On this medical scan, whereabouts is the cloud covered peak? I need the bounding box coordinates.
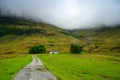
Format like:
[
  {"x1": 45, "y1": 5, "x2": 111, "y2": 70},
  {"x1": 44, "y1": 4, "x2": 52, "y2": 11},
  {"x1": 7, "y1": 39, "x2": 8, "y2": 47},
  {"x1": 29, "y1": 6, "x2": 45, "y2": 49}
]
[{"x1": 0, "y1": 0, "x2": 120, "y2": 29}]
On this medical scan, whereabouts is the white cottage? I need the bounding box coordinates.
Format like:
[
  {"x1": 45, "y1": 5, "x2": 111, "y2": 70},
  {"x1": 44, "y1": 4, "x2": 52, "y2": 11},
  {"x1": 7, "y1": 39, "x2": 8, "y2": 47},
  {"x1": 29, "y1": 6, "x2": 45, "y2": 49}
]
[{"x1": 49, "y1": 50, "x2": 59, "y2": 54}]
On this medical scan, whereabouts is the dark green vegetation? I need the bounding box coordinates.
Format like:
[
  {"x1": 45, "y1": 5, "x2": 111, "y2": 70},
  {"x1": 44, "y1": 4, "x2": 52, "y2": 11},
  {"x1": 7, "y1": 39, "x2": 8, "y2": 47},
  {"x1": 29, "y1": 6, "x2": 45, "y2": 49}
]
[
  {"x1": 29, "y1": 45, "x2": 46, "y2": 54},
  {"x1": 0, "y1": 55, "x2": 31, "y2": 80},
  {"x1": 70, "y1": 44, "x2": 83, "y2": 53},
  {"x1": 70, "y1": 26, "x2": 120, "y2": 55},
  {"x1": 39, "y1": 54, "x2": 120, "y2": 80}
]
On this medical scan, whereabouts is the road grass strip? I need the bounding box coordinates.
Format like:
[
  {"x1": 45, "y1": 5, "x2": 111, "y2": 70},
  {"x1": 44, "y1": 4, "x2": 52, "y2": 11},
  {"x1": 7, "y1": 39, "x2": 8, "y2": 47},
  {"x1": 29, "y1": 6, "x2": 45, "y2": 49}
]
[
  {"x1": 39, "y1": 54, "x2": 120, "y2": 80},
  {"x1": 0, "y1": 54, "x2": 32, "y2": 80}
]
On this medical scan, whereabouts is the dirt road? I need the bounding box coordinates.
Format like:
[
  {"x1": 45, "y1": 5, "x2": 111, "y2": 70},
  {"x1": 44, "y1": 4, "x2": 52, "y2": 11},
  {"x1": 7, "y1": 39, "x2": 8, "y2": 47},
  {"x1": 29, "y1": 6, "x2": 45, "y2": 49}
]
[{"x1": 14, "y1": 56, "x2": 58, "y2": 80}]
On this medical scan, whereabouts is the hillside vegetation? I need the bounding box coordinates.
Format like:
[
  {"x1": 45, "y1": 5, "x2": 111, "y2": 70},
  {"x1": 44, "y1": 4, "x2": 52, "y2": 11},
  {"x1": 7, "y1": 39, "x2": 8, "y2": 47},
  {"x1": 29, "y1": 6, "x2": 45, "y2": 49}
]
[
  {"x1": 0, "y1": 16, "x2": 120, "y2": 56},
  {"x1": 71, "y1": 26, "x2": 120, "y2": 56},
  {"x1": 0, "y1": 16, "x2": 79, "y2": 57}
]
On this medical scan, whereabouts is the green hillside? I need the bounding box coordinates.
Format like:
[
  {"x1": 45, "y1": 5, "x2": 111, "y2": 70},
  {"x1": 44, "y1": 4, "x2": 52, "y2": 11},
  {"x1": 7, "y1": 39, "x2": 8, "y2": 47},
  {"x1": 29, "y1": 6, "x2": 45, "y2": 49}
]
[
  {"x1": 0, "y1": 16, "x2": 120, "y2": 57},
  {"x1": 71, "y1": 26, "x2": 120, "y2": 56},
  {"x1": 0, "y1": 16, "x2": 79, "y2": 57}
]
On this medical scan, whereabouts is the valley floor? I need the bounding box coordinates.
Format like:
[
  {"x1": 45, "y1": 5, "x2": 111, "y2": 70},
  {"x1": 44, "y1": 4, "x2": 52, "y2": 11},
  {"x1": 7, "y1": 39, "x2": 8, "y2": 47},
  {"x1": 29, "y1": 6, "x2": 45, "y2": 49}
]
[
  {"x1": 0, "y1": 54, "x2": 120, "y2": 80},
  {"x1": 39, "y1": 54, "x2": 120, "y2": 80}
]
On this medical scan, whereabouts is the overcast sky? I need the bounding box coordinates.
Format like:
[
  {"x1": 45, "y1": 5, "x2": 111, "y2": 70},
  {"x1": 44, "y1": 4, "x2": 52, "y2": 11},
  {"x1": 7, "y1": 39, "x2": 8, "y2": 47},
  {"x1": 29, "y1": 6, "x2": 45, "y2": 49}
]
[{"x1": 0, "y1": 0, "x2": 120, "y2": 29}]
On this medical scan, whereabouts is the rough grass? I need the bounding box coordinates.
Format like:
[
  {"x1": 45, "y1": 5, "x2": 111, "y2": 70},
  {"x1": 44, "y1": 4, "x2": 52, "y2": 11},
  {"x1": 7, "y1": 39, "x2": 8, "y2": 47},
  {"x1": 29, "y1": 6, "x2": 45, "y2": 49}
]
[
  {"x1": 39, "y1": 54, "x2": 120, "y2": 80},
  {"x1": 72, "y1": 27, "x2": 120, "y2": 54},
  {"x1": 0, "y1": 22, "x2": 80, "y2": 55},
  {"x1": 0, "y1": 33, "x2": 79, "y2": 55},
  {"x1": 0, "y1": 54, "x2": 32, "y2": 80}
]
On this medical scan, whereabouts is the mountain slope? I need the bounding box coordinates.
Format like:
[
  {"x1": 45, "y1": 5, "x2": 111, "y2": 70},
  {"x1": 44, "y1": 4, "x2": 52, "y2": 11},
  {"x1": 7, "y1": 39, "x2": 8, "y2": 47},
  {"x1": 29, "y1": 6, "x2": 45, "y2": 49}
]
[
  {"x1": 71, "y1": 26, "x2": 120, "y2": 55},
  {"x1": 0, "y1": 16, "x2": 79, "y2": 56},
  {"x1": 0, "y1": 16, "x2": 120, "y2": 56}
]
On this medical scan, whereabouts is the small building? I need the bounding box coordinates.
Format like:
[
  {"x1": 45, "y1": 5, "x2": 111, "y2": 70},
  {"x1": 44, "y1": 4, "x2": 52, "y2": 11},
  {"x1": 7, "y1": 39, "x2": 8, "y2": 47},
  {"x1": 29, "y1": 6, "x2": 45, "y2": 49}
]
[{"x1": 49, "y1": 50, "x2": 59, "y2": 54}]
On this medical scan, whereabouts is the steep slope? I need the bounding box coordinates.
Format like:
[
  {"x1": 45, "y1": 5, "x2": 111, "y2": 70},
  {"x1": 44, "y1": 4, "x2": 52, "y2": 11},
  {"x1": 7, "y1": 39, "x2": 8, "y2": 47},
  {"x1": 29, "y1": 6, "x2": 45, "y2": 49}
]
[
  {"x1": 71, "y1": 26, "x2": 120, "y2": 55},
  {"x1": 0, "y1": 16, "x2": 79, "y2": 56}
]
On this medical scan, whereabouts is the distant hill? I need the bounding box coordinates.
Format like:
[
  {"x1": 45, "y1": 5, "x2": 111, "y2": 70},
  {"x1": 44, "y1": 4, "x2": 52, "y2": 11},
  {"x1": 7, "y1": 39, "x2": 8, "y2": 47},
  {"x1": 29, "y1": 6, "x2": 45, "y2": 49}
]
[
  {"x1": 0, "y1": 15, "x2": 120, "y2": 57},
  {"x1": 0, "y1": 16, "x2": 79, "y2": 56},
  {"x1": 70, "y1": 26, "x2": 120, "y2": 56}
]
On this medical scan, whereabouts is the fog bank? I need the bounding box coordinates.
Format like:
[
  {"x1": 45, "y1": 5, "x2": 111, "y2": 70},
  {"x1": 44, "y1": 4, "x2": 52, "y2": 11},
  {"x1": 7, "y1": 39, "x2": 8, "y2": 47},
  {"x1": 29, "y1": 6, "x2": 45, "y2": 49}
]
[{"x1": 0, "y1": 0, "x2": 120, "y2": 29}]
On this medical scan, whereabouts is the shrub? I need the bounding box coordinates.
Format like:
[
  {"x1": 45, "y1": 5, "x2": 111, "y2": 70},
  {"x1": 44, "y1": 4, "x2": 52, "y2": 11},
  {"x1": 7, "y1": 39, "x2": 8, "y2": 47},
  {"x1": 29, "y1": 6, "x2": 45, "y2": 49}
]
[
  {"x1": 70, "y1": 44, "x2": 83, "y2": 54},
  {"x1": 29, "y1": 45, "x2": 46, "y2": 54}
]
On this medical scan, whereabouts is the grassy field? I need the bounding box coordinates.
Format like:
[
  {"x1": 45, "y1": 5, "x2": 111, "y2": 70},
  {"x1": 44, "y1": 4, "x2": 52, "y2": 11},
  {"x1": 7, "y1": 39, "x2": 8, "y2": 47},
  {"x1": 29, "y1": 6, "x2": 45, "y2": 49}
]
[
  {"x1": 39, "y1": 54, "x2": 120, "y2": 80},
  {"x1": 0, "y1": 54, "x2": 32, "y2": 80}
]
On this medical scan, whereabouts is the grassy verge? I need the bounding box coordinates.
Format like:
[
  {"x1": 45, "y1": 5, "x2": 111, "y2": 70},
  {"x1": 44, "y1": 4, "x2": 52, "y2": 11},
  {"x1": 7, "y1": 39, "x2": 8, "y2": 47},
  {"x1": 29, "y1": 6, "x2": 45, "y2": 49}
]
[
  {"x1": 38, "y1": 54, "x2": 120, "y2": 80},
  {"x1": 0, "y1": 54, "x2": 32, "y2": 80}
]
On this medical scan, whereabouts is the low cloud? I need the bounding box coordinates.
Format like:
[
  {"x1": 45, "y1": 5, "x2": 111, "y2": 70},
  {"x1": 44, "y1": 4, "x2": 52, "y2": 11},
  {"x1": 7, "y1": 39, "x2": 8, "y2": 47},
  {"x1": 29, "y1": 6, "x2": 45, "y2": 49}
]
[{"x1": 0, "y1": 0, "x2": 120, "y2": 29}]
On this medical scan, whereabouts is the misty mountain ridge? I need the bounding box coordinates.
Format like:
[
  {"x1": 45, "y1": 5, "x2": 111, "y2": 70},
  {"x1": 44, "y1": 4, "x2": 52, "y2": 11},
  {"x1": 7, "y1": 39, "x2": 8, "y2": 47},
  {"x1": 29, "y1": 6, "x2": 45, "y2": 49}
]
[
  {"x1": 0, "y1": 14, "x2": 120, "y2": 29},
  {"x1": 0, "y1": 0, "x2": 120, "y2": 29},
  {"x1": 0, "y1": 15, "x2": 79, "y2": 56},
  {"x1": 0, "y1": 15, "x2": 120, "y2": 56},
  {"x1": 0, "y1": 15, "x2": 65, "y2": 36}
]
